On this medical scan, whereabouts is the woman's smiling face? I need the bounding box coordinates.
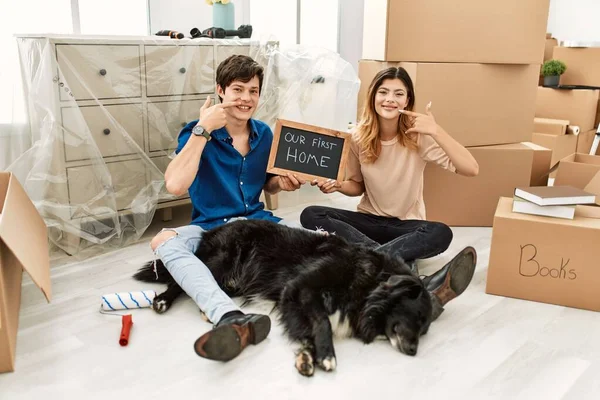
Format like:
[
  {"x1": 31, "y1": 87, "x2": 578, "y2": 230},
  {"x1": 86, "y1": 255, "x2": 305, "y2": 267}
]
[{"x1": 374, "y1": 78, "x2": 409, "y2": 121}]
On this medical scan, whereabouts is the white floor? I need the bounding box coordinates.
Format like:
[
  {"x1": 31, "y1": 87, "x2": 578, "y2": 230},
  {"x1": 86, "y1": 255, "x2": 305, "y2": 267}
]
[{"x1": 2, "y1": 186, "x2": 600, "y2": 400}]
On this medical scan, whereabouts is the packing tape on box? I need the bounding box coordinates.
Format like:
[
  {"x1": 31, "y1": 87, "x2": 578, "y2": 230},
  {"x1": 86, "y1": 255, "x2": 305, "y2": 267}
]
[{"x1": 101, "y1": 290, "x2": 156, "y2": 311}]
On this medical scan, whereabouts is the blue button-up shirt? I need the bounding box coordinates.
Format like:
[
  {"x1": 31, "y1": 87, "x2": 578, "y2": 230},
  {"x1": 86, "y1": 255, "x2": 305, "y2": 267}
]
[{"x1": 175, "y1": 118, "x2": 281, "y2": 230}]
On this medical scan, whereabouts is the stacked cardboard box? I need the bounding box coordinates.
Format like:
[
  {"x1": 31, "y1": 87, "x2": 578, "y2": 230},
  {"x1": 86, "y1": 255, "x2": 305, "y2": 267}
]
[
  {"x1": 537, "y1": 42, "x2": 600, "y2": 155},
  {"x1": 359, "y1": 0, "x2": 552, "y2": 226},
  {"x1": 576, "y1": 129, "x2": 600, "y2": 155},
  {"x1": 532, "y1": 84, "x2": 600, "y2": 172},
  {"x1": 485, "y1": 42, "x2": 600, "y2": 310},
  {"x1": 539, "y1": 33, "x2": 559, "y2": 85},
  {"x1": 422, "y1": 143, "x2": 551, "y2": 226},
  {"x1": 486, "y1": 194, "x2": 600, "y2": 312},
  {"x1": 536, "y1": 42, "x2": 600, "y2": 153},
  {"x1": 486, "y1": 158, "x2": 600, "y2": 312},
  {"x1": 544, "y1": 34, "x2": 559, "y2": 63},
  {"x1": 553, "y1": 46, "x2": 600, "y2": 88},
  {"x1": 531, "y1": 117, "x2": 579, "y2": 178},
  {"x1": 535, "y1": 87, "x2": 599, "y2": 132}
]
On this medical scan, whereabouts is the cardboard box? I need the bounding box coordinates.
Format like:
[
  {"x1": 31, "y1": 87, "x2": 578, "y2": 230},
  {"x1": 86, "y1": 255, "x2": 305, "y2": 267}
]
[
  {"x1": 553, "y1": 47, "x2": 600, "y2": 88},
  {"x1": 535, "y1": 87, "x2": 600, "y2": 132},
  {"x1": 362, "y1": 0, "x2": 550, "y2": 64},
  {"x1": 486, "y1": 196, "x2": 600, "y2": 312},
  {"x1": 544, "y1": 37, "x2": 558, "y2": 62},
  {"x1": 534, "y1": 117, "x2": 569, "y2": 136},
  {"x1": 576, "y1": 129, "x2": 599, "y2": 154},
  {"x1": 531, "y1": 132, "x2": 578, "y2": 177},
  {"x1": 0, "y1": 172, "x2": 51, "y2": 373},
  {"x1": 358, "y1": 61, "x2": 539, "y2": 147},
  {"x1": 554, "y1": 153, "x2": 600, "y2": 189},
  {"x1": 423, "y1": 143, "x2": 548, "y2": 227},
  {"x1": 522, "y1": 142, "x2": 553, "y2": 187}
]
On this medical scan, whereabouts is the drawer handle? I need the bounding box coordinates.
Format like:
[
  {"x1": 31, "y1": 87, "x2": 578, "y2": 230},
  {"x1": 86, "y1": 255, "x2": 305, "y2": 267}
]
[
  {"x1": 99, "y1": 69, "x2": 107, "y2": 76},
  {"x1": 103, "y1": 128, "x2": 111, "y2": 135},
  {"x1": 179, "y1": 67, "x2": 186, "y2": 74}
]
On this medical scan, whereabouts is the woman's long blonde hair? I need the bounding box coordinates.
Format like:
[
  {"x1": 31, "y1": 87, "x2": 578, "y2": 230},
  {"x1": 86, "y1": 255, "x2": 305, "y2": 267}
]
[{"x1": 355, "y1": 67, "x2": 418, "y2": 163}]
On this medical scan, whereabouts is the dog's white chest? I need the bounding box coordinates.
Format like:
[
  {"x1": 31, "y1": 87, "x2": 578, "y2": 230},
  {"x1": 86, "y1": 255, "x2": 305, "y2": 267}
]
[{"x1": 328, "y1": 311, "x2": 353, "y2": 338}]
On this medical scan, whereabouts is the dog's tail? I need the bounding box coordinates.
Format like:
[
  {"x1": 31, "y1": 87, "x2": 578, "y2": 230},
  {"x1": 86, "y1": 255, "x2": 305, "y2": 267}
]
[{"x1": 133, "y1": 259, "x2": 173, "y2": 284}]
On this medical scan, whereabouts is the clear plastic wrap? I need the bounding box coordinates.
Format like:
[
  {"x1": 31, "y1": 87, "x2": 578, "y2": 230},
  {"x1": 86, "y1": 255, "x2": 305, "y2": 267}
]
[{"x1": 8, "y1": 35, "x2": 359, "y2": 257}]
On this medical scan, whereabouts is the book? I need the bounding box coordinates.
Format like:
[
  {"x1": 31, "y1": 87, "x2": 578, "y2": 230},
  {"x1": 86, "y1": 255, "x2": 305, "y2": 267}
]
[
  {"x1": 514, "y1": 185, "x2": 596, "y2": 206},
  {"x1": 512, "y1": 196, "x2": 576, "y2": 220}
]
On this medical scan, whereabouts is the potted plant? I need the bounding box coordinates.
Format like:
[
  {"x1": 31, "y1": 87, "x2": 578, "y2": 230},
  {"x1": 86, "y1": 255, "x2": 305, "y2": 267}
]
[
  {"x1": 206, "y1": 0, "x2": 235, "y2": 30},
  {"x1": 542, "y1": 59, "x2": 567, "y2": 87}
]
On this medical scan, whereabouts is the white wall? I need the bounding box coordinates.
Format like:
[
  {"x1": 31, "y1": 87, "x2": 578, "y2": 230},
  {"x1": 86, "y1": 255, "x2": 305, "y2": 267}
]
[
  {"x1": 300, "y1": 0, "x2": 339, "y2": 52},
  {"x1": 149, "y1": 0, "x2": 340, "y2": 52},
  {"x1": 148, "y1": 0, "x2": 249, "y2": 38},
  {"x1": 249, "y1": 0, "x2": 297, "y2": 47},
  {"x1": 547, "y1": 0, "x2": 600, "y2": 42},
  {"x1": 338, "y1": 0, "x2": 364, "y2": 73}
]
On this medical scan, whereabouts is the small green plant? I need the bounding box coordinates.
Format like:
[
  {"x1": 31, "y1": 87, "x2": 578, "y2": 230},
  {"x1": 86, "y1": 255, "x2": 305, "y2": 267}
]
[{"x1": 542, "y1": 59, "x2": 567, "y2": 77}]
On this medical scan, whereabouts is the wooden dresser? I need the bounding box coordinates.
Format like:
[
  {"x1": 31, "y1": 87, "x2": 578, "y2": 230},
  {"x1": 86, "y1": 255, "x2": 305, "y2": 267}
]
[{"x1": 15, "y1": 35, "x2": 278, "y2": 254}]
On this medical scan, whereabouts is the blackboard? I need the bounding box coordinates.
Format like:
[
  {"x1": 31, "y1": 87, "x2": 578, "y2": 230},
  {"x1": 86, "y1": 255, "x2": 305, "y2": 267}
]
[{"x1": 267, "y1": 119, "x2": 351, "y2": 182}]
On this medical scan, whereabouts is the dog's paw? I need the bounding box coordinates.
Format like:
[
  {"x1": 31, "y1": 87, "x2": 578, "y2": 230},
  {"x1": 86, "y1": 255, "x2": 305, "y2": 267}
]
[
  {"x1": 314, "y1": 227, "x2": 333, "y2": 236},
  {"x1": 152, "y1": 296, "x2": 170, "y2": 314},
  {"x1": 317, "y1": 356, "x2": 337, "y2": 372},
  {"x1": 295, "y1": 349, "x2": 315, "y2": 377}
]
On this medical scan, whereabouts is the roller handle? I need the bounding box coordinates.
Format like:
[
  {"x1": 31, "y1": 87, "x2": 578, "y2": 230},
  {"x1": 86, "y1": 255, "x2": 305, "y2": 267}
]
[{"x1": 119, "y1": 314, "x2": 133, "y2": 346}]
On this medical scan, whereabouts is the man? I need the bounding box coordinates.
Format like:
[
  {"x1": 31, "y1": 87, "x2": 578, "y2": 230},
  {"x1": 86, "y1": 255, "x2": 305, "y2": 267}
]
[{"x1": 150, "y1": 55, "x2": 305, "y2": 362}]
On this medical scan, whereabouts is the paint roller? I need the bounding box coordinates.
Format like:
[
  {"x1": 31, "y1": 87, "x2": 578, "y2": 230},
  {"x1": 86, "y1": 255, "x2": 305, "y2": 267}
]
[{"x1": 99, "y1": 290, "x2": 157, "y2": 346}]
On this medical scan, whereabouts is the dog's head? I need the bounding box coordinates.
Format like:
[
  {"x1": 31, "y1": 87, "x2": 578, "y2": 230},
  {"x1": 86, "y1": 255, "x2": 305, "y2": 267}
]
[{"x1": 358, "y1": 274, "x2": 433, "y2": 356}]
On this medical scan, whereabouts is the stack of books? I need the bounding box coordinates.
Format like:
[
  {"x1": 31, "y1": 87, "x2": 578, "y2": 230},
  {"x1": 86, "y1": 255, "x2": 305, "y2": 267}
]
[{"x1": 512, "y1": 186, "x2": 597, "y2": 219}]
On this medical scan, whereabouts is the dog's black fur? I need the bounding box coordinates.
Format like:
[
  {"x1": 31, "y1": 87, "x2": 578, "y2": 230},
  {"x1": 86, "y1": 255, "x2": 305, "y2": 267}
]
[{"x1": 133, "y1": 219, "x2": 433, "y2": 376}]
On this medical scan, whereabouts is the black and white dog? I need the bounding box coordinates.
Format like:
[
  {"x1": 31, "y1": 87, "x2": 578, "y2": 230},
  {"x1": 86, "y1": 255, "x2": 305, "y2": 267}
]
[{"x1": 133, "y1": 219, "x2": 434, "y2": 376}]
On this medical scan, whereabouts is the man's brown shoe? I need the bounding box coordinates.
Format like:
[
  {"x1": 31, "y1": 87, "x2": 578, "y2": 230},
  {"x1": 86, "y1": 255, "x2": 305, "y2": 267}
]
[
  {"x1": 422, "y1": 246, "x2": 477, "y2": 306},
  {"x1": 194, "y1": 313, "x2": 271, "y2": 361}
]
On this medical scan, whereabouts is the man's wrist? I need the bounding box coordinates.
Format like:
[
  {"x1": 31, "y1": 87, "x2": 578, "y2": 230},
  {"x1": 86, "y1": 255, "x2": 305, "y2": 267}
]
[
  {"x1": 192, "y1": 123, "x2": 212, "y2": 141},
  {"x1": 190, "y1": 132, "x2": 207, "y2": 140},
  {"x1": 198, "y1": 123, "x2": 212, "y2": 133}
]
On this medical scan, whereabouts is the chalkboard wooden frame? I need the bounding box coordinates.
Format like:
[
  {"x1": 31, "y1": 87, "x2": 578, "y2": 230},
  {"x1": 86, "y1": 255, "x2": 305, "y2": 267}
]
[{"x1": 267, "y1": 119, "x2": 352, "y2": 182}]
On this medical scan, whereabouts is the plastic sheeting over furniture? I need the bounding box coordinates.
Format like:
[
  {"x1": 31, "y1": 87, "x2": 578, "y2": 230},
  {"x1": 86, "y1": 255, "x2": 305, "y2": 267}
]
[{"x1": 9, "y1": 35, "x2": 359, "y2": 256}]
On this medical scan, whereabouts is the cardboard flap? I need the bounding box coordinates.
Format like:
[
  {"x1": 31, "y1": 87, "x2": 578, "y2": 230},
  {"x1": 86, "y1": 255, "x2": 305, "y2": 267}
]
[
  {"x1": 521, "y1": 141, "x2": 551, "y2": 151},
  {"x1": 0, "y1": 173, "x2": 51, "y2": 302},
  {"x1": 539, "y1": 153, "x2": 574, "y2": 178},
  {"x1": 584, "y1": 171, "x2": 600, "y2": 206},
  {"x1": 541, "y1": 152, "x2": 581, "y2": 178},
  {"x1": 574, "y1": 204, "x2": 600, "y2": 219},
  {"x1": 555, "y1": 152, "x2": 600, "y2": 188}
]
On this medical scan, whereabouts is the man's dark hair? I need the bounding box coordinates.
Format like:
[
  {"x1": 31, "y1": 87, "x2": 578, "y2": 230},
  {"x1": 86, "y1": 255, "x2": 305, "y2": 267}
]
[{"x1": 215, "y1": 55, "x2": 264, "y2": 102}]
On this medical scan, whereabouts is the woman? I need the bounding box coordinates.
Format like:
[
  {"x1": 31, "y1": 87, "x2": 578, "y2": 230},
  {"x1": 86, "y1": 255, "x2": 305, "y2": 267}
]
[{"x1": 300, "y1": 67, "x2": 480, "y2": 312}]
